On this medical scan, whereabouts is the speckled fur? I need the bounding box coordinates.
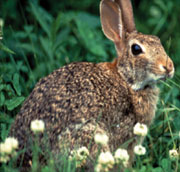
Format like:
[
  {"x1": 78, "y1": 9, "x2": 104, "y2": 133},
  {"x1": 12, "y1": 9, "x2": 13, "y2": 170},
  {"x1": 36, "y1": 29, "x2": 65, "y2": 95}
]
[
  {"x1": 9, "y1": 0, "x2": 174, "y2": 170},
  {"x1": 10, "y1": 60, "x2": 159, "y2": 166}
]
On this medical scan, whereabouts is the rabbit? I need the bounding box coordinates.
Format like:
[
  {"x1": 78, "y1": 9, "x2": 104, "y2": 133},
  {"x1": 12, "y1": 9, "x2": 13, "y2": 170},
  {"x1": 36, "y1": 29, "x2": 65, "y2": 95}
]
[{"x1": 9, "y1": 0, "x2": 174, "y2": 170}]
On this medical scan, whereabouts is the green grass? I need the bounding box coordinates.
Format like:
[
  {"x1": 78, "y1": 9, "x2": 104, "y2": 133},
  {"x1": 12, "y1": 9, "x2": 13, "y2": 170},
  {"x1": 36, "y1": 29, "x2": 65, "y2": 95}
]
[{"x1": 0, "y1": 0, "x2": 180, "y2": 171}]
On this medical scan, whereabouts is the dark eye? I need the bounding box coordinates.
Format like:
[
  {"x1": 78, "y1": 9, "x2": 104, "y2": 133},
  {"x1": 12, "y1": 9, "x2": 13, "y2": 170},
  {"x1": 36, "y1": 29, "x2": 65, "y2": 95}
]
[{"x1": 131, "y1": 44, "x2": 142, "y2": 55}]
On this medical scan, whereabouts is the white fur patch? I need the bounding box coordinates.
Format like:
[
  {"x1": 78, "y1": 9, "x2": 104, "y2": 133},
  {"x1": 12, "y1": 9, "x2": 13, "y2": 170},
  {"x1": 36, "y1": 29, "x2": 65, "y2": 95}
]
[
  {"x1": 131, "y1": 82, "x2": 145, "y2": 91},
  {"x1": 159, "y1": 64, "x2": 166, "y2": 72},
  {"x1": 131, "y1": 73, "x2": 162, "y2": 91}
]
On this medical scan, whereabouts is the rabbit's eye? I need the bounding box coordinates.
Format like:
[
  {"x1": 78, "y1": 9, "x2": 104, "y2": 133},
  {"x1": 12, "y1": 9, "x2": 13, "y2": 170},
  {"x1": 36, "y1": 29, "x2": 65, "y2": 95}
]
[{"x1": 131, "y1": 44, "x2": 142, "y2": 55}]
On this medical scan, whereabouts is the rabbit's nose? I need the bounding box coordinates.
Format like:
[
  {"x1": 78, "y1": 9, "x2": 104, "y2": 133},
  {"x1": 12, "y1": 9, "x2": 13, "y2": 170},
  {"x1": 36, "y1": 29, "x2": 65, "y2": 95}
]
[{"x1": 162, "y1": 59, "x2": 174, "y2": 78}]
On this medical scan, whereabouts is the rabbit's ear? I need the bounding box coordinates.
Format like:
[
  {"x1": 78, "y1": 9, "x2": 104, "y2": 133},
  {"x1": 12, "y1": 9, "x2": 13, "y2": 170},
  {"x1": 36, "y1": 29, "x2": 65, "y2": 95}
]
[
  {"x1": 100, "y1": 0, "x2": 124, "y2": 42},
  {"x1": 115, "y1": 0, "x2": 136, "y2": 33}
]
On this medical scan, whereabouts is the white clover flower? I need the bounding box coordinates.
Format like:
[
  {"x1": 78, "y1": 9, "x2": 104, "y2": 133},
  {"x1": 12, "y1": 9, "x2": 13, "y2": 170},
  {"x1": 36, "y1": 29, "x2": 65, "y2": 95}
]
[
  {"x1": 30, "y1": 119, "x2": 45, "y2": 133},
  {"x1": 98, "y1": 151, "x2": 115, "y2": 168},
  {"x1": 134, "y1": 145, "x2": 146, "y2": 155},
  {"x1": 133, "y1": 123, "x2": 148, "y2": 136},
  {"x1": 96, "y1": 151, "x2": 114, "y2": 171},
  {"x1": 4, "y1": 137, "x2": 18, "y2": 150},
  {"x1": 95, "y1": 163, "x2": 110, "y2": 172},
  {"x1": 94, "y1": 133, "x2": 109, "y2": 145},
  {"x1": 95, "y1": 163, "x2": 102, "y2": 172},
  {"x1": 70, "y1": 146, "x2": 89, "y2": 160},
  {"x1": 0, "y1": 143, "x2": 13, "y2": 154},
  {"x1": 76, "y1": 146, "x2": 89, "y2": 160},
  {"x1": 77, "y1": 146, "x2": 89, "y2": 156},
  {"x1": 114, "y1": 148, "x2": 129, "y2": 162},
  {"x1": 69, "y1": 147, "x2": 89, "y2": 168},
  {"x1": 169, "y1": 149, "x2": 179, "y2": 159},
  {"x1": 0, "y1": 155, "x2": 10, "y2": 163}
]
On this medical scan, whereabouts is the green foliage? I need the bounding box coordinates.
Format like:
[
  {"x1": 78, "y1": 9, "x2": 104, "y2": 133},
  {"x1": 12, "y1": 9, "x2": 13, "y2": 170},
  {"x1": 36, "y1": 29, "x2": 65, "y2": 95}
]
[{"x1": 0, "y1": 0, "x2": 180, "y2": 171}]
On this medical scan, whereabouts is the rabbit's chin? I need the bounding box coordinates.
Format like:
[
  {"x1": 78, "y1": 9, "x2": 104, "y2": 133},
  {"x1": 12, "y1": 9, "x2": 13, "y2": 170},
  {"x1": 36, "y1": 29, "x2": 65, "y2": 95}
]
[
  {"x1": 131, "y1": 81, "x2": 156, "y2": 91},
  {"x1": 131, "y1": 74, "x2": 166, "y2": 91}
]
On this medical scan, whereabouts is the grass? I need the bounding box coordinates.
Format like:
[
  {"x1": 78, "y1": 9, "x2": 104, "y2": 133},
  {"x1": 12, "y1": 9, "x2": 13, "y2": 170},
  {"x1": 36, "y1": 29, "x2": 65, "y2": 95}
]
[{"x1": 0, "y1": 0, "x2": 180, "y2": 171}]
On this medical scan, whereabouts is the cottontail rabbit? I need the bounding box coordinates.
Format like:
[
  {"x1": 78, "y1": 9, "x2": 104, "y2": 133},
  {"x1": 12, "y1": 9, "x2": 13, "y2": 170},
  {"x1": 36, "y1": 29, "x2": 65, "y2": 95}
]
[{"x1": 10, "y1": 0, "x2": 174, "y2": 170}]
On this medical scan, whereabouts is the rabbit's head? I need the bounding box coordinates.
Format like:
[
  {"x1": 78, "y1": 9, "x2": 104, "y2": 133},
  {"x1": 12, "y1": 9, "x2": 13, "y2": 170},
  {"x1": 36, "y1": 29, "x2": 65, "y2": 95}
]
[{"x1": 100, "y1": 0, "x2": 174, "y2": 90}]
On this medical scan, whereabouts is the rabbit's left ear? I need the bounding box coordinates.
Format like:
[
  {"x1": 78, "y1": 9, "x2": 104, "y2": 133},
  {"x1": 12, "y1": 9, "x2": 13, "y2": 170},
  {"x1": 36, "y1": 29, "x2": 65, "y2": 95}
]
[
  {"x1": 115, "y1": 0, "x2": 136, "y2": 33},
  {"x1": 100, "y1": 0, "x2": 124, "y2": 42}
]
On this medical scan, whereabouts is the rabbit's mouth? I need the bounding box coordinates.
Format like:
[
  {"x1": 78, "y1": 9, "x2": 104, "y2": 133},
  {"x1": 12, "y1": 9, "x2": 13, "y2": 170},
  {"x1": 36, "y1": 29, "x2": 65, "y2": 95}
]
[
  {"x1": 149, "y1": 74, "x2": 170, "y2": 84},
  {"x1": 156, "y1": 69, "x2": 174, "y2": 81}
]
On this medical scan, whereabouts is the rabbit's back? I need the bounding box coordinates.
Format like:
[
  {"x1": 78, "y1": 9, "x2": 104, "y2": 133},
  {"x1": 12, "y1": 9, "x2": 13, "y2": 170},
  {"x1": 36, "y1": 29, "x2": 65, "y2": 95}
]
[{"x1": 10, "y1": 62, "x2": 132, "y2": 152}]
